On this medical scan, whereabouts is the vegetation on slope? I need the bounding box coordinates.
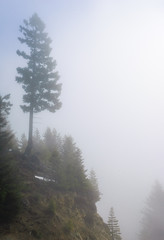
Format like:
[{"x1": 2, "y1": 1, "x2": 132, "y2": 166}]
[
  {"x1": 0, "y1": 156, "x2": 111, "y2": 240},
  {"x1": 0, "y1": 94, "x2": 111, "y2": 240}
]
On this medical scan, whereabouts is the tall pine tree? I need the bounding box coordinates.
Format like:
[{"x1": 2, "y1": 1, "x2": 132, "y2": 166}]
[{"x1": 16, "y1": 13, "x2": 62, "y2": 154}]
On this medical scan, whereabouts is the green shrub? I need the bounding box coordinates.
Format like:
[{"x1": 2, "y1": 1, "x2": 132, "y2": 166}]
[
  {"x1": 63, "y1": 220, "x2": 74, "y2": 234},
  {"x1": 31, "y1": 229, "x2": 42, "y2": 239},
  {"x1": 0, "y1": 156, "x2": 22, "y2": 223},
  {"x1": 47, "y1": 199, "x2": 56, "y2": 216},
  {"x1": 84, "y1": 212, "x2": 94, "y2": 226}
]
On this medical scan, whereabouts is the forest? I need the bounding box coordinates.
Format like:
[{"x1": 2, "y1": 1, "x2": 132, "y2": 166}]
[
  {"x1": 0, "y1": 13, "x2": 111, "y2": 240},
  {"x1": 1, "y1": 11, "x2": 164, "y2": 240}
]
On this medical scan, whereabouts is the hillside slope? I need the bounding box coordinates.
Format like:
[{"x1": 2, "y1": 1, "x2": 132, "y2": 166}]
[{"x1": 0, "y1": 155, "x2": 111, "y2": 240}]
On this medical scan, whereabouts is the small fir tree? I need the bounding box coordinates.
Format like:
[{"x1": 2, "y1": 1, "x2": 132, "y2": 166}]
[
  {"x1": 41, "y1": 127, "x2": 62, "y2": 165},
  {"x1": 0, "y1": 94, "x2": 13, "y2": 150},
  {"x1": 33, "y1": 128, "x2": 43, "y2": 153},
  {"x1": 88, "y1": 169, "x2": 101, "y2": 202},
  {"x1": 16, "y1": 13, "x2": 62, "y2": 154},
  {"x1": 108, "y1": 207, "x2": 121, "y2": 240},
  {"x1": 19, "y1": 133, "x2": 28, "y2": 152},
  {"x1": 48, "y1": 149, "x2": 63, "y2": 184},
  {"x1": 43, "y1": 127, "x2": 59, "y2": 152}
]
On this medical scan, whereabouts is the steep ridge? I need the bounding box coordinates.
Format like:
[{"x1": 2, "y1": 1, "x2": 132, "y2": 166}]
[{"x1": 0, "y1": 155, "x2": 111, "y2": 240}]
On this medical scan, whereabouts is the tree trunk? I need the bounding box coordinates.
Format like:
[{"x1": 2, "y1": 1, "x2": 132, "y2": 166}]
[
  {"x1": 25, "y1": 41, "x2": 36, "y2": 156},
  {"x1": 24, "y1": 105, "x2": 33, "y2": 155}
]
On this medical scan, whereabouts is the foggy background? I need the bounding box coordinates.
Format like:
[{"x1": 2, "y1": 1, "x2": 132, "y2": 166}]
[{"x1": 1, "y1": 1, "x2": 164, "y2": 239}]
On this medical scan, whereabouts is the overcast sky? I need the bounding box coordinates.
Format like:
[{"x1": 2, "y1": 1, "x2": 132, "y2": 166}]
[{"x1": 1, "y1": 1, "x2": 164, "y2": 239}]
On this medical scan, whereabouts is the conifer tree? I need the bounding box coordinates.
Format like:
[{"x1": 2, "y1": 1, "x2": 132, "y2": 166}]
[
  {"x1": 140, "y1": 181, "x2": 164, "y2": 240},
  {"x1": 33, "y1": 128, "x2": 43, "y2": 153},
  {"x1": 19, "y1": 133, "x2": 28, "y2": 152},
  {"x1": 0, "y1": 94, "x2": 13, "y2": 151},
  {"x1": 48, "y1": 149, "x2": 62, "y2": 184},
  {"x1": 88, "y1": 169, "x2": 100, "y2": 202},
  {"x1": 108, "y1": 207, "x2": 121, "y2": 240},
  {"x1": 16, "y1": 13, "x2": 62, "y2": 154},
  {"x1": 41, "y1": 128, "x2": 62, "y2": 166},
  {"x1": 61, "y1": 136, "x2": 87, "y2": 191},
  {"x1": 44, "y1": 127, "x2": 59, "y2": 152},
  {"x1": 0, "y1": 94, "x2": 21, "y2": 223}
]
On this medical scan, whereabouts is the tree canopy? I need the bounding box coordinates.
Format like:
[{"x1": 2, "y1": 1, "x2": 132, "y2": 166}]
[{"x1": 16, "y1": 13, "x2": 62, "y2": 154}]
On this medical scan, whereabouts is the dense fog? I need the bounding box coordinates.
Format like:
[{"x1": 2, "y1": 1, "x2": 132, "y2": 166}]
[{"x1": 1, "y1": 1, "x2": 164, "y2": 239}]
